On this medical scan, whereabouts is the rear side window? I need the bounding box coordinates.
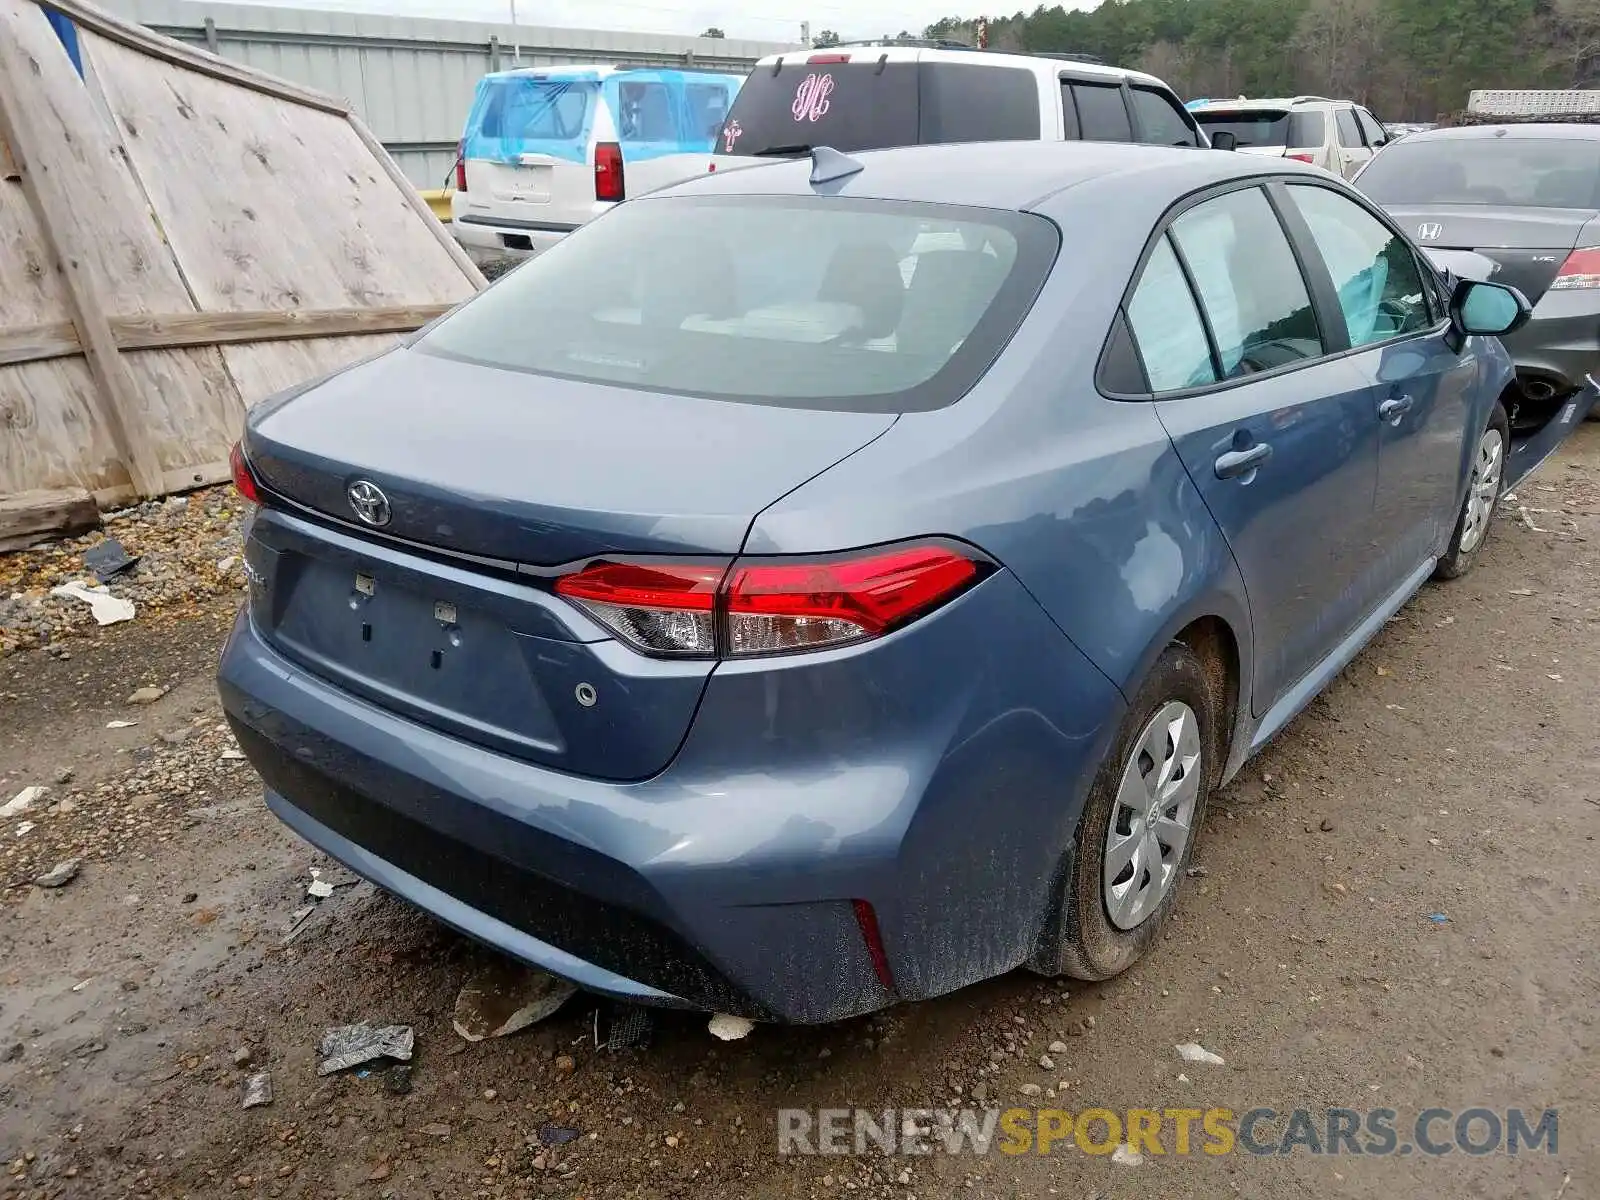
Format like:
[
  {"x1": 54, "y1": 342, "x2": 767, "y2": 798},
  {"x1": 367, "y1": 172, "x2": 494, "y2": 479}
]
[
  {"x1": 1335, "y1": 108, "x2": 1364, "y2": 148},
  {"x1": 685, "y1": 83, "x2": 734, "y2": 141},
  {"x1": 921, "y1": 64, "x2": 1041, "y2": 143},
  {"x1": 1126, "y1": 236, "x2": 1217, "y2": 392},
  {"x1": 615, "y1": 81, "x2": 676, "y2": 142},
  {"x1": 476, "y1": 79, "x2": 593, "y2": 145},
  {"x1": 417, "y1": 195, "x2": 1060, "y2": 413},
  {"x1": 1129, "y1": 87, "x2": 1197, "y2": 146},
  {"x1": 1071, "y1": 82, "x2": 1133, "y2": 142},
  {"x1": 1169, "y1": 187, "x2": 1324, "y2": 377},
  {"x1": 1290, "y1": 111, "x2": 1327, "y2": 147},
  {"x1": 720, "y1": 63, "x2": 919, "y2": 155}
]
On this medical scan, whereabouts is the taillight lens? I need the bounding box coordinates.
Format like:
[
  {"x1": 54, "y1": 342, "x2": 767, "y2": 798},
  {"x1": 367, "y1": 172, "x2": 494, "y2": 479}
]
[
  {"x1": 594, "y1": 141, "x2": 625, "y2": 202},
  {"x1": 554, "y1": 542, "x2": 985, "y2": 659},
  {"x1": 807, "y1": 52, "x2": 851, "y2": 63},
  {"x1": 726, "y1": 545, "x2": 979, "y2": 655},
  {"x1": 455, "y1": 141, "x2": 468, "y2": 192},
  {"x1": 1286, "y1": 152, "x2": 1315, "y2": 163},
  {"x1": 1549, "y1": 246, "x2": 1600, "y2": 289},
  {"x1": 555, "y1": 561, "x2": 723, "y2": 656},
  {"x1": 229, "y1": 441, "x2": 261, "y2": 505}
]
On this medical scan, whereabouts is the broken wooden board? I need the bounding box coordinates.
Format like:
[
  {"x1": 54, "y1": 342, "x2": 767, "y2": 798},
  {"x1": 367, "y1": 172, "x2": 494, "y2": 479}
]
[{"x1": 0, "y1": 487, "x2": 100, "y2": 552}]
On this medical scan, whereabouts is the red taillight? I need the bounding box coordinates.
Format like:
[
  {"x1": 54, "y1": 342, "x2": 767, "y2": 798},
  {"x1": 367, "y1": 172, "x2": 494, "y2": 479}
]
[
  {"x1": 594, "y1": 141, "x2": 625, "y2": 202},
  {"x1": 455, "y1": 141, "x2": 468, "y2": 192},
  {"x1": 807, "y1": 52, "x2": 850, "y2": 63},
  {"x1": 1287, "y1": 153, "x2": 1315, "y2": 163},
  {"x1": 725, "y1": 544, "x2": 979, "y2": 655},
  {"x1": 229, "y1": 441, "x2": 260, "y2": 505},
  {"x1": 554, "y1": 541, "x2": 984, "y2": 659},
  {"x1": 555, "y1": 561, "x2": 722, "y2": 656},
  {"x1": 853, "y1": 899, "x2": 895, "y2": 992},
  {"x1": 1550, "y1": 246, "x2": 1600, "y2": 290}
]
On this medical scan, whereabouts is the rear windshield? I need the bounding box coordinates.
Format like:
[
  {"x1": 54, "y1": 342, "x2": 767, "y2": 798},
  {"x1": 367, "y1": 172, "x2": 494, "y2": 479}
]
[
  {"x1": 1356, "y1": 137, "x2": 1600, "y2": 208},
  {"x1": 1195, "y1": 109, "x2": 1325, "y2": 148},
  {"x1": 416, "y1": 195, "x2": 1058, "y2": 413},
  {"x1": 718, "y1": 61, "x2": 1039, "y2": 156}
]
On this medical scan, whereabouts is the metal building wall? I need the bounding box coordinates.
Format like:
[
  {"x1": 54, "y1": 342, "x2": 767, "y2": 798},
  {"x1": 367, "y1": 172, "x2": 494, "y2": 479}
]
[{"x1": 97, "y1": 0, "x2": 794, "y2": 186}]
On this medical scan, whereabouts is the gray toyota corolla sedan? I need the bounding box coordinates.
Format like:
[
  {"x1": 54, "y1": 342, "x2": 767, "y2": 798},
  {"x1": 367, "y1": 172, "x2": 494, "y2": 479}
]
[{"x1": 1355, "y1": 123, "x2": 1600, "y2": 432}]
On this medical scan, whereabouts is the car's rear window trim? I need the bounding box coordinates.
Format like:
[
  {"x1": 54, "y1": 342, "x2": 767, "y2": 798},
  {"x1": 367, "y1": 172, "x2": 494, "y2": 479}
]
[{"x1": 416, "y1": 193, "x2": 1062, "y2": 415}]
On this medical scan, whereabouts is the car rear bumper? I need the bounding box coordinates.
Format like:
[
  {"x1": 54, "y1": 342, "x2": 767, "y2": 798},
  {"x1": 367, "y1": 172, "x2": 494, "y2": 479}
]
[
  {"x1": 218, "y1": 567, "x2": 1123, "y2": 1023},
  {"x1": 450, "y1": 215, "x2": 574, "y2": 262},
  {"x1": 1504, "y1": 293, "x2": 1600, "y2": 394}
]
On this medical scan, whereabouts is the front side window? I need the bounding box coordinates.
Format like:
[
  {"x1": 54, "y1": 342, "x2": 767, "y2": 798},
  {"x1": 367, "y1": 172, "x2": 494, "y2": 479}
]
[
  {"x1": 1129, "y1": 86, "x2": 1198, "y2": 146},
  {"x1": 1286, "y1": 185, "x2": 1433, "y2": 346},
  {"x1": 1335, "y1": 108, "x2": 1364, "y2": 148},
  {"x1": 418, "y1": 195, "x2": 1058, "y2": 413},
  {"x1": 1170, "y1": 187, "x2": 1324, "y2": 377},
  {"x1": 1072, "y1": 82, "x2": 1133, "y2": 142},
  {"x1": 1125, "y1": 235, "x2": 1217, "y2": 392},
  {"x1": 1356, "y1": 108, "x2": 1387, "y2": 148}
]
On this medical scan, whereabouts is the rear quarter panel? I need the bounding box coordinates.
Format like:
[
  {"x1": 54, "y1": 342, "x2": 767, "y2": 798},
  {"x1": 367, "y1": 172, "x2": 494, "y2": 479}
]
[{"x1": 744, "y1": 227, "x2": 1255, "y2": 729}]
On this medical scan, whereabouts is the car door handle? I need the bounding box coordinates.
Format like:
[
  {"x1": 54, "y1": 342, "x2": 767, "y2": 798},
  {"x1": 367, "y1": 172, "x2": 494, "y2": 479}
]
[
  {"x1": 1214, "y1": 443, "x2": 1272, "y2": 479},
  {"x1": 1379, "y1": 395, "x2": 1414, "y2": 422}
]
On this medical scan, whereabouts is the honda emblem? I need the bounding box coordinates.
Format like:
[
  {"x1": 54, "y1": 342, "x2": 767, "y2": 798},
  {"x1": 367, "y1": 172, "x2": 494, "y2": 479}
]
[{"x1": 1417, "y1": 222, "x2": 1444, "y2": 241}]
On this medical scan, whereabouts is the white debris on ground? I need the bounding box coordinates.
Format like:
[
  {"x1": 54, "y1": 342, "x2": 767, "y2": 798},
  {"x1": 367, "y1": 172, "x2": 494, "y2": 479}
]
[
  {"x1": 1, "y1": 786, "x2": 46, "y2": 820},
  {"x1": 452, "y1": 960, "x2": 578, "y2": 1042},
  {"x1": 708, "y1": 1013, "x2": 755, "y2": 1041},
  {"x1": 48, "y1": 582, "x2": 136, "y2": 626},
  {"x1": 1111, "y1": 1143, "x2": 1145, "y2": 1166},
  {"x1": 1176, "y1": 1042, "x2": 1226, "y2": 1066}
]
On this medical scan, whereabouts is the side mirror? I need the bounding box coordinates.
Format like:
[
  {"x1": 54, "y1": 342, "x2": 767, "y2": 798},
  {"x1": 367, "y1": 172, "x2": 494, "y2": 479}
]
[
  {"x1": 1450, "y1": 278, "x2": 1531, "y2": 337},
  {"x1": 1209, "y1": 130, "x2": 1237, "y2": 152}
]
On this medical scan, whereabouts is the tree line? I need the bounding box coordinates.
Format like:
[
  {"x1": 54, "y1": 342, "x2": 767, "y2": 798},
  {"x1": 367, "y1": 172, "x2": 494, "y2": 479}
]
[{"x1": 896, "y1": 0, "x2": 1600, "y2": 121}]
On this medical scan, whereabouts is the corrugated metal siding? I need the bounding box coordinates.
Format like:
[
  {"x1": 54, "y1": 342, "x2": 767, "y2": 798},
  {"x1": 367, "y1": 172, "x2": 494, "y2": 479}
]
[{"x1": 96, "y1": 0, "x2": 795, "y2": 185}]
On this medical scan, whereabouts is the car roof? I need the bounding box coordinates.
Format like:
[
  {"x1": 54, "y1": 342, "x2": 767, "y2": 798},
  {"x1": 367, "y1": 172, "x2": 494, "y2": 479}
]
[
  {"x1": 1191, "y1": 97, "x2": 1335, "y2": 111},
  {"x1": 480, "y1": 64, "x2": 739, "y2": 82},
  {"x1": 1400, "y1": 122, "x2": 1600, "y2": 142},
  {"x1": 750, "y1": 45, "x2": 1169, "y2": 90},
  {"x1": 665, "y1": 140, "x2": 1315, "y2": 211}
]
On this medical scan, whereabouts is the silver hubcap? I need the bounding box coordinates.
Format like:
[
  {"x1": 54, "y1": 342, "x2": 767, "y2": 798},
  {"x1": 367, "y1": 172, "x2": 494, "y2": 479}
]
[
  {"x1": 1459, "y1": 427, "x2": 1504, "y2": 555},
  {"x1": 1104, "y1": 701, "x2": 1202, "y2": 931}
]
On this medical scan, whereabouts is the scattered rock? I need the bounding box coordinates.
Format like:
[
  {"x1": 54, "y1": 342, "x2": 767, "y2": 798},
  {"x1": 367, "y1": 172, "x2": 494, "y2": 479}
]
[
  {"x1": 420, "y1": 1123, "x2": 451, "y2": 1139},
  {"x1": 51, "y1": 767, "x2": 73, "y2": 785},
  {"x1": 708, "y1": 1013, "x2": 755, "y2": 1041},
  {"x1": 1176, "y1": 1042, "x2": 1225, "y2": 1066},
  {"x1": 367, "y1": 1163, "x2": 391, "y2": 1183},
  {"x1": 971, "y1": 1081, "x2": 989, "y2": 1103},
  {"x1": 232, "y1": 1046, "x2": 254, "y2": 1069},
  {"x1": 3, "y1": 1043, "x2": 22, "y2": 1063},
  {"x1": 317, "y1": 1024, "x2": 414, "y2": 1076},
  {"x1": 125, "y1": 685, "x2": 168, "y2": 706},
  {"x1": 1018, "y1": 1083, "x2": 1042, "y2": 1097},
  {"x1": 0, "y1": 786, "x2": 46, "y2": 820},
  {"x1": 1038, "y1": 1054, "x2": 1055, "y2": 1070},
  {"x1": 241, "y1": 1072, "x2": 273, "y2": 1109},
  {"x1": 1048, "y1": 1041, "x2": 1068, "y2": 1054},
  {"x1": 32, "y1": 859, "x2": 80, "y2": 889},
  {"x1": 1319, "y1": 817, "x2": 1335, "y2": 832},
  {"x1": 452, "y1": 960, "x2": 576, "y2": 1042},
  {"x1": 554, "y1": 1054, "x2": 576, "y2": 1074}
]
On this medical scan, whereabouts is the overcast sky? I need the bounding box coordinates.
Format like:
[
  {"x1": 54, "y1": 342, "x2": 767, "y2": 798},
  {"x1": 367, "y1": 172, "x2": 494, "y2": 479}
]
[{"x1": 221, "y1": 0, "x2": 1069, "y2": 43}]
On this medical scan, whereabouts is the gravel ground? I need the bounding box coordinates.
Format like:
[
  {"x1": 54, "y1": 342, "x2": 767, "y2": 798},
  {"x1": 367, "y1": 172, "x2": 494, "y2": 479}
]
[{"x1": 0, "y1": 433, "x2": 1597, "y2": 1200}]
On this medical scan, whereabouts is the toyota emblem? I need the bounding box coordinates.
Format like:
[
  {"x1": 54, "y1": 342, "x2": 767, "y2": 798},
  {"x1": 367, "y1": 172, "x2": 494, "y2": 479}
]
[
  {"x1": 346, "y1": 479, "x2": 391, "y2": 527},
  {"x1": 1417, "y1": 222, "x2": 1444, "y2": 241}
]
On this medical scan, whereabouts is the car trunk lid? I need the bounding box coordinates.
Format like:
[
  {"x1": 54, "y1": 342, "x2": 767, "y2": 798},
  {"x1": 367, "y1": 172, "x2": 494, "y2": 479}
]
[
  {"x1": 242, "y1": 347, "x2": 895, "y2": 780},
  {"x1": 1382, "y1": 206, "x2": 1597, "y2": 302}
]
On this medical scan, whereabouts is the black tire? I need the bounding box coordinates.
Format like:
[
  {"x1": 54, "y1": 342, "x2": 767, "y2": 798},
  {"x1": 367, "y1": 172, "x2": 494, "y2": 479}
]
[
  {"x1": 1435, "y1": 402, "x2": 1510, "y2": 581},
  {"x1": 1039, "y1": 642, "x2": 1219, "y2": 982}
]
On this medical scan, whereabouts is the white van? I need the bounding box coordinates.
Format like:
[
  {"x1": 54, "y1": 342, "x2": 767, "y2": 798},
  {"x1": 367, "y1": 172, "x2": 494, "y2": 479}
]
[
  {"x1": 711, "y1": 42, "x2": 1205, "y2": 163},
  {"x1": 451, "y1": 66, "x2": 744, "y2": 263}
]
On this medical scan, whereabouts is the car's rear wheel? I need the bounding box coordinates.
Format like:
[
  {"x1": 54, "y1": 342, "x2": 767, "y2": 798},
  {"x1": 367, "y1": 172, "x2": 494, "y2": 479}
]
[
  {"x1": 1435, "y1": 403, "x2": 1509, "y2": 581},
  {"x1": 1042, "y1": 643, "x2": 1217, "y2": 982}
]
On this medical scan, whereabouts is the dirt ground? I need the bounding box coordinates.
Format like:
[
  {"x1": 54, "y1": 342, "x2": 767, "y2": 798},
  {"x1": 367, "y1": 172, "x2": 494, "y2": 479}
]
[{"x1": 2, "y1": 431, "x2": 1597, "y2": 1200}]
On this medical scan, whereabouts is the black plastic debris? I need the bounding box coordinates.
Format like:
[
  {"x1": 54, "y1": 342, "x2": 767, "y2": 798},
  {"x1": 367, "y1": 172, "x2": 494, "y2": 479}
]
[
  {"x1": 385, "y1": 1064, "x2": 414, "y2": 1095},
  {"x1": 537, "y1": 1123, "x2": 582, "y2": 1146},
  {"x1": 82, "y1": 537, "x2": 140, "y2": 582}
]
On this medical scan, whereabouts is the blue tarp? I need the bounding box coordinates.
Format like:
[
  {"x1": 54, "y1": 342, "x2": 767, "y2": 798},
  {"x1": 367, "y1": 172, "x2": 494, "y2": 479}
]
[{"x1": 43, "y1": 6, "x2": 84, "y2": 78}]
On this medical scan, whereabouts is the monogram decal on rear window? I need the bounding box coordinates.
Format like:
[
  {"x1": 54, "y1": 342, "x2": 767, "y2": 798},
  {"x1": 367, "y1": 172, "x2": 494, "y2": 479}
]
[{"x1": 792, "y1": 73, "x2": 835, "y2": 123}]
